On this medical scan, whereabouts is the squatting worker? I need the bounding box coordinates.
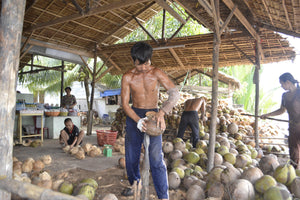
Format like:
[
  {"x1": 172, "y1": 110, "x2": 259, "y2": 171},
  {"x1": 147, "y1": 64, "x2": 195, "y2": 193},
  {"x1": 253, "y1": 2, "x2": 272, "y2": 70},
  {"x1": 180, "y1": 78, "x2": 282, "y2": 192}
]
[
  {"x1": 261, "y1": 72, "x2": 300, "y2": 169},
  {"x1": 177, "y1": 97, "x2": 206, "y2": 148},
  {"x1": 61, "y1": 87, "x2": 77, "y2": 109},
  {"x1": 121, "y1": 41, "x2": 180, "y2": 199},
  {"x1": 59, "y1": 118, "x2": 84, "y2": 148}
]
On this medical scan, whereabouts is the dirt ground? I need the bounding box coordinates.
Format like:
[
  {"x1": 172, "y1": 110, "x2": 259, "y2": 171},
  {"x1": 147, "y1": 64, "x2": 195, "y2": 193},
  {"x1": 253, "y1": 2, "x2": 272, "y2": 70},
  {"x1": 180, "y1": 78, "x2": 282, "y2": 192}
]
[{"x1": 12, "y1": 125, "x2": 162, "y2": 200}]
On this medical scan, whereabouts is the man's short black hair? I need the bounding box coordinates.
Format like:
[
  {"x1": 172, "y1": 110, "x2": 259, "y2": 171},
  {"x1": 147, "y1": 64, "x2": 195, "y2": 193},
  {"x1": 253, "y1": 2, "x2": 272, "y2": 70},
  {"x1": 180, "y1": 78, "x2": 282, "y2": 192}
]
[
  {"x1": 131, "y1": 42, "x2": 153, "y2": 65},
  {"x1": 64, "y1": 118, "x2": 72, "y2": 124},
  {"x1": 65, "y1": 87, "x2": 71, "y2": 91}
]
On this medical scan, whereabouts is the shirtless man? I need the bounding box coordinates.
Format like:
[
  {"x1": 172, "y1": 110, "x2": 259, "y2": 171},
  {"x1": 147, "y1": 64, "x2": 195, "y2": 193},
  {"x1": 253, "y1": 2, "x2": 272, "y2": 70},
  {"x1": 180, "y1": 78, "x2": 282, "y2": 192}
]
[
  {"x1": 121, "y1": 42, "x2": 179, "y2": 200},
  {"x1": 177, "y1": 97, "x2": 206, "y2": 148}
]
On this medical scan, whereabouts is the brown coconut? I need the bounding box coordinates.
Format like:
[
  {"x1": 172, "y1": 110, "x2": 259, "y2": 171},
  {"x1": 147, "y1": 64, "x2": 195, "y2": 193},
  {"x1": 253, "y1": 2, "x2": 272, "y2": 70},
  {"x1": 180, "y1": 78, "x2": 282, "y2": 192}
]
[
  {"x1": 163, "y1": 141, "x2": 174, "y2": 154},
  {"x1": 241, "y1": 167, "x2": 264, "y2": 184},
  {"x1": 259, "y1": 154, "x2": 279, "y2": 175},
  {"x1": 224, "y1": 179, "x2": 255, "y2": 200},
  {"x1": 41, "y1": 155, "x2": 52, "y2": 165},
  {"x1": 207, "y1": 181, "x2": 225, "y2": 199},
  {"x1": 144, "y1": 111, "x2": 164, "y2": 136},
  {"x1": 33, "y1": 160, "x2": 45, "y2": 172},
  {"x1": 168, "y1": 171, "x2": 181, "y2": 190},
  {"x1": 220, "y1": 162, "x2": 241, "y2": 186},
  {"x1": 186, "y1": 184, "x2": 205, "y2": 200},
  {"x1": 290, "y1": 177, "x2": 300, "y2": 198},
  {"x1": 118, "y1": 157, "x2": 126, "y2": 169},
  {"x1": 227, "y1": 123, "x2": 238, "y2": 134}
]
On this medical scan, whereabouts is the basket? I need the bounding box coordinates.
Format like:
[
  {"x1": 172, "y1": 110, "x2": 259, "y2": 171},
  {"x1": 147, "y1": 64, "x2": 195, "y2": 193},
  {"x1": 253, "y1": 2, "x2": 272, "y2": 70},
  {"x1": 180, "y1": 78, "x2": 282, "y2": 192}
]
[
  {"x1": 96, "y1": 130, "x2": 118, "y2": 146},
  {"x1": 59, "y1": 112, "x2": 68, "y2": 116},
  {"x1": 45, "y1": 111, "x2": 60, "y2": 116}
]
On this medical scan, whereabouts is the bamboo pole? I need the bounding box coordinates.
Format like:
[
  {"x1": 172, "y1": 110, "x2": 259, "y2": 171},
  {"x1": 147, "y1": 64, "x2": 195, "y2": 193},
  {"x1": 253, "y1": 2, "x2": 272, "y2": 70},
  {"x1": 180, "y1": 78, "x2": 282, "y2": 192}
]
[
  {"x1": 0, "y1": 0, "x2": 26, "y2": 199},
  {"x1": 254, "y1": 39, "x2": 261, "y2": 149},
  {"x1": 0, "y1": 178, "x2": 83, "y2": 200}
]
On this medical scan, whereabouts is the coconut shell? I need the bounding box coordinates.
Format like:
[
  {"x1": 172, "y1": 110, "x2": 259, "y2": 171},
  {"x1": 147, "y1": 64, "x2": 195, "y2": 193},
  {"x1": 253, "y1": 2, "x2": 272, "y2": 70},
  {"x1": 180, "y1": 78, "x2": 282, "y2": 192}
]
[{"x1": 118, "y1": 157, "x2": 126, "y2": 169}]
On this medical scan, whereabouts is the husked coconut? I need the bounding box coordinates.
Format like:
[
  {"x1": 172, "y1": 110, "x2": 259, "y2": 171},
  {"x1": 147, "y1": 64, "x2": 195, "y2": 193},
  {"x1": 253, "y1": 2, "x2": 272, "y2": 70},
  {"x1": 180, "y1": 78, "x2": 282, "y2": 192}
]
[
  {"x1": 22, "y1": 160, "x2": 33, "y2": 173},
  {"x1": 70, "y1": 146, "x2": 79, "y2": 155},
  {"x1": 102, "y1": 193, "x2": 118, "y2": 200},
  {"x1": 224, "y1": 179, "x2": 255, "y2": 200},
  {"x1": 39, "y1": 171, "x2": 51, "y2": 181},
  {"x1": 75, "y1": 150, "x2": 86, "y2": 160},
  {"x1": 241, "y1": 167, "x2": 263, "y2": 184},
  {"x1": 163, "y1": 141, "x2": 174, "y2": 154},
  {"x1": 118, "y1": 157, "x2": 126, "y2": 169},
  {"x1": 168, "y1": 171, "x2": 181, "y2": 189},
  {"x1": 186, "y1": 184, "x2": 205, "y2": 200},
  {"x1": 169, "y1": 149, "x2": 183, "y2": 161},
  {"x1": 41, "y1": 155, "x2": 52, "y2": 165},
  {"x1": 259, "y1": 154, "x2": 279, "y2": 175},
  {"x1": 63, "y1": 145, "x2": 71, "y2": 153},
  {"x1": 207, "y1": 181, "x2": 224, "y2": 199},
  {"x1": 32, "y1": 160, "x2": 45, "y2": 172},
  {"x1": 290, "y1": 177, "x2": 300, "y2": 198},
  {"x1": 88, "y1": 146, "x2": 101, "y2": 157},
  {"x1": 82, "y1": 143, "x2": 92, "y2": 153}
]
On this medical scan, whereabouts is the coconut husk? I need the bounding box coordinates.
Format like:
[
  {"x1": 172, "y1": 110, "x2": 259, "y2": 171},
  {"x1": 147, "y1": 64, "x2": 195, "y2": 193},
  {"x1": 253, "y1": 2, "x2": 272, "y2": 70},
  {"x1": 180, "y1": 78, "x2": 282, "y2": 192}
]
[
  {"x1": 22, "y1": 160, "x2": 33, "y2": 173},
  {"x1": 39, "y1": 171, "x2": 51, "y2": 181},
  {"x1": 82, "y1": 143, "x2": 92, "y2": 153},
  {"x1": 62, "y1": 145, "x2": 71, "y2": 153},
  {"x1": 70, "y1": 146, "x2": 79, "y2": 155},
  {"x1": 30, "y1": 140, "x2": 42, "y2": 147},
  {"x1": 144, "y1": 112, "x2": 164, "y2": 136},
  {"x1": 22, "y1": 139, "x2": 32, "y2": 147},
  {"x1": 75, "y1": 151, "x2": 85, "y2": 160}
]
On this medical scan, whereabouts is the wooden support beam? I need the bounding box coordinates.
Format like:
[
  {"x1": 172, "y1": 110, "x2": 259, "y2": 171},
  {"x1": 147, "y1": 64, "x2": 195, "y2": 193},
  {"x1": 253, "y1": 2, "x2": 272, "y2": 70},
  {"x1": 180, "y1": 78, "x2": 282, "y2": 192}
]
[
  {"x1": 20, "y1": 32, "x2": 34, "y2": 53},
  {"x1": 169, "y1": 48, "x2": 185, "y2": 69},
  {"x1": 99, "y1": 2, "x2": 156, "y2": 44},
  {"x1": 24, "y1": 0, "x2": 149, "y2": 32},
  {"x1": 219, "y1": 5, "x2": 236, "y2": 35},
  {"x1": 133, "y1": 16, "x2": 159, "y2": 44},
  {"x1": 18, "y1": 66, "x2": 66, "y2": 74},
  {"x1": 95, "y1": 66, "x2": 114, "y2": 82},
  {"x1": 162, "y1": 9, "x2": 166, "y2": 40},
  {"x1": 20, "y1": 45, "x2": 33, "y2": 60},
  {"x1": 96, "y1": 52, "x2": 114, "y2": 77},
  {"x1": 259, "y1": 23, "x2": 300, "y2": 38},
  {"x1": 230, "y1": 39, "x2": 255, "y2": 65},
  {"x1": 104, "y1": 54, "x2": 122, "y2": 71},
  {"x1": 174, "y1": 0, "x2": 214, "y2": 30},
  {"x1": 261, "y1": 0, "x2": 274, "y2": 26},
  {"x1": 282, "y1": 0, "x2": 293, "y2": 31},
  {"x1": 168, "y1": 16, "x2": 190, "y2": 41},
  {"x1": 154, "y1": 0, "x2": 186, "y2": 24},
  {"x1": 70, "y1": 0, "x2": 83, "y2": 14},
  {"x1": 79, "y1": 55, "x2": 93, "y2": 75},
  {"x1": 222, "y1": 0, "x2": 265, "y2": 60}
]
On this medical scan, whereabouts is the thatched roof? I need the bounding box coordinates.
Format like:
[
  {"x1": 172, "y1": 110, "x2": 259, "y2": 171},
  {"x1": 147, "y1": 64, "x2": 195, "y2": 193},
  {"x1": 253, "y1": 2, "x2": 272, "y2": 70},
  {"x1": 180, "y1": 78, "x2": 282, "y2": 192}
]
[{"x1": 10, "y1": 0, "x2": 299, "y2": 86}]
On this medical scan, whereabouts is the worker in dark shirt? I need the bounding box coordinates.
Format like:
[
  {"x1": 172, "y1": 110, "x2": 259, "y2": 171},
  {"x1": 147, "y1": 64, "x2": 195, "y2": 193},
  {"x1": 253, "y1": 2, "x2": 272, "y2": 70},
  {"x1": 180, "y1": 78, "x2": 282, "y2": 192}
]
[{"x1": 59, "y1": 118, "x2": 84, "y2": 148}]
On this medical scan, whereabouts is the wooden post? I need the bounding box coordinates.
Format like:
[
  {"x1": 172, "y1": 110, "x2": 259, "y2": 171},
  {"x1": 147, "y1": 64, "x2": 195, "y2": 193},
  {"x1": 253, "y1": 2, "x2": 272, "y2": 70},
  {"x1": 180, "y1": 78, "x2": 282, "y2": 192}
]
[
  {"x1": 254, "y1": 40, "x2": 261, "y2": 149},
  {"x1": 0, "y1": 0, "x2": 26, "y2": 199},
  {"x1": 60, "y1": 61, "x2": 65, "y2": 106},
  {"x1": 87, "y1": 45, "x2": 97, "y2": 135},
  {"x1": 207, "y1": 0, "x2": 221, "y2": 172}
]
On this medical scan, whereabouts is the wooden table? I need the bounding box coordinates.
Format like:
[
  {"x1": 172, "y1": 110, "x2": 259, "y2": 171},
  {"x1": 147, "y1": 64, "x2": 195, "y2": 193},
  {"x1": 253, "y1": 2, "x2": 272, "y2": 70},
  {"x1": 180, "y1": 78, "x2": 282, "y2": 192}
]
[{"x1": 16, "y1": 111, "x2": 44, "y2": 144}]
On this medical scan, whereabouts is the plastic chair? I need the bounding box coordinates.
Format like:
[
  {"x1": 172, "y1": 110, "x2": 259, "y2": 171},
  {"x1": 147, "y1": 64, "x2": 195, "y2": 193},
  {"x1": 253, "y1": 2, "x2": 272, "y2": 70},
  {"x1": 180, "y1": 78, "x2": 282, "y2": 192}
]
[{"x1": 33, "y1": 116, "x2": 49, "y2": 139}]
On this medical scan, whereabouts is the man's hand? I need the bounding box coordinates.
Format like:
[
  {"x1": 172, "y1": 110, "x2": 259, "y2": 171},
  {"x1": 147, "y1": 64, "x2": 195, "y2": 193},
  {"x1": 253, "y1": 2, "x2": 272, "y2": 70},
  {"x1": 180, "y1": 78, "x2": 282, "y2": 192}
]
[
  {"x1": 137, "y1": 117, "x2": 147, "y2": 132},
  {"x1": 156, "y1": 110, "x2": 166, "y2": 131}
]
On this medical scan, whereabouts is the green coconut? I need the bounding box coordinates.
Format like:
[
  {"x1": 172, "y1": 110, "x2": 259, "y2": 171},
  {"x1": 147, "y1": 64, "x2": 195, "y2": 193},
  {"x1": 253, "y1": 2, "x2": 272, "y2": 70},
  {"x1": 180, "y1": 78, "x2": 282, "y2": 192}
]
[
  {"x1": 255, "y1": 175, "x2": 277, "y2": 194},
  {"x1": 59, "y1": 181, "x2": 73, "y2": 195},
  {"x1": 223, "y1": 153, "x2": 236, "y2": 165},
  {"x1": 273, "y1": 163, "x2": 296, "y2": 186},
  {"x1": 183, "y1": 152, "x2": 200, "y2": 164},
  {"x1": 217, "y1": 145, "x2": 229, "y2": 156},
  {"x1": 80, "y1": 178, "x2": 98, "y2": 189},
  {"x1": 263, "y1": 186, "x2": 292, "y2": 200},
  {"x1": 172, "y1": 167, "x2": 185, "y2": 179},
  {"x1": 78, "y1": 185, "x2": 95, "y2": 200}
]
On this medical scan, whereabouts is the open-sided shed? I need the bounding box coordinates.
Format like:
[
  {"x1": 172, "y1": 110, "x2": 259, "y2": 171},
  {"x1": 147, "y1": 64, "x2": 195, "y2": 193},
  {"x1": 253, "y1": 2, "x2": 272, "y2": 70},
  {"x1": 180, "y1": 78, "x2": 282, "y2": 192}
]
[{"x1": 1, "y1": 0, "x2": 300, "y2": 199}]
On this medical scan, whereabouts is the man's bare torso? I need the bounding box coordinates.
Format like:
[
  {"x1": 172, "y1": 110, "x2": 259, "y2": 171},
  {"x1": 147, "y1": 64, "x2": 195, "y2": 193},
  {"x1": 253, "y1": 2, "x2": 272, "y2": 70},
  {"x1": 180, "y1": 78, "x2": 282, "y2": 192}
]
[
  {"x1": 184, "y1": 98, "x2": 204, "y2": 111},
  {"x1": 127, "y1": 67, "x2": 160, "y2": 109}
]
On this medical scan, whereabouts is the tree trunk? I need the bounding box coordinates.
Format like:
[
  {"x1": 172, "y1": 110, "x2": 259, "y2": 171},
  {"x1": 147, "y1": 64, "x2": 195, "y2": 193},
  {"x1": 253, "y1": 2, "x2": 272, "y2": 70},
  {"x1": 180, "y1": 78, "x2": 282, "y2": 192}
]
[{"x1": 0, "y1": 0, "x2": 26, "y2": 199}]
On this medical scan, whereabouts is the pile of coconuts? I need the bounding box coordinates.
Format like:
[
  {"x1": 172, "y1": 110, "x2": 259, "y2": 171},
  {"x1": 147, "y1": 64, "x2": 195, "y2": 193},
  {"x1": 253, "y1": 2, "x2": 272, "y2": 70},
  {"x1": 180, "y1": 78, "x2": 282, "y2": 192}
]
[
  {"x1": 62, "y1": 143, "x2": 102, "y2": 160},
  {"x1": 163, "y1": 136, "x2": 300, "y2": 200},
  {"x1": 13, "y1": 155, "x2": 102, "y2": 200}
]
